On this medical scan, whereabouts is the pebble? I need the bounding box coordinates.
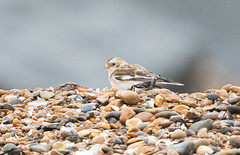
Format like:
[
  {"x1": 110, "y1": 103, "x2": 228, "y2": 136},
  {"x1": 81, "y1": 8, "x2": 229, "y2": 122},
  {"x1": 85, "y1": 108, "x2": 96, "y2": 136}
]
[
  {"x1": 133, "y1": 112, "x2": 154, "y2": 122},
  {"x1": 197, "y1": 128, "x2": 209, "y2": 138},
  {"x1": 119, "y1": 106, "x2": 136, "y2": 123},
  {"x1": 0, "y1": 103, "x2": 15, "y2": 110},
  {"x1": 52, "y1": 142, "x2": 67, "y2": 149},
  {"x1": 29, "y1": 143, "x2": 51, "y2": 152},
  {"x1": 143, "y1": 136, "x2": 157, "y2": 146},
  {"x1": 155, "y1": 111, "x2": 179, "y2": 119},
  {"x1": 92, "y1": 136, "x2": 105, "y2": 144},
  {"x1": 8, "y1": 98, "x2": 24, "y2": 105},
  {"x1": 227, "y1": 105, "x2": 240, "y2": 114},
  {"x1": 1, "y1": 143, "x2": 22, "y2": 154},
  {"x1": 40, "y1": 91, "x2": 55, "y2": 100},
  {"x1": 206, "y1": 93, "x2": 219, "y2": 101},
  {"x1": 42, "y1": 123, "x2": 61, "y2": 131},
  {"x1": 170, "y1": 129, "x2": 187, "y2": 139},
  {"x1": 78, "y1": 129, "x2": 91, "y2": 137},
  {"x1": 96, "y1": 93, "x2": 109, "y2": 105},
  {"x1": 154, "y1": 95, "x2": 164, "y2": 107},
  {"x1": 81, "y1": 103, "x2": 99, "y2": 112},
  {"x1": 189, "y1": 119, "x2": 213, "y2": 133},
  {"x1": 126, "y1": 118, "x2": 142, "y2": 129},
  {"x1": 196, "y1": 145, "x2": 214, "y2": 155},
  {"x1": 229, "y1": 136, "x2": 240, "y2": 148},
  {"x1": 165, "y1": 141, "x2": 195, "y2": 155},
  {"x1": 116, "y1": 90, "x2": 140, "y2": 105}
]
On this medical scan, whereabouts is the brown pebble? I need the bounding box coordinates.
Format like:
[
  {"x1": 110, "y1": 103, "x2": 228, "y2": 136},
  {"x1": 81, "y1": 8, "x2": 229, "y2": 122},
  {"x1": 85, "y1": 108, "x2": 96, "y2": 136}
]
[{"x1": 119, "y1": 106, "x2": 136, "y2": 123}]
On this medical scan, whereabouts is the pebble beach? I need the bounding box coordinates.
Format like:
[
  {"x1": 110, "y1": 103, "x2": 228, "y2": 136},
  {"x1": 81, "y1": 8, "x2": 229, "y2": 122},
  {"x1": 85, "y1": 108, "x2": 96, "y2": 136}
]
[{"x1": 0, "y1": 82, "x2": 240, "y2": 155}]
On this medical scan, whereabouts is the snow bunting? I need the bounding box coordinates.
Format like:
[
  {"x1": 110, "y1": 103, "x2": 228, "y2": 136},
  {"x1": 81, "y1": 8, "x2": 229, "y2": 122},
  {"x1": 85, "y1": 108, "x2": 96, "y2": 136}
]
[{"x1": 104, "y1": 57, "x2": 184, "y2": 90}]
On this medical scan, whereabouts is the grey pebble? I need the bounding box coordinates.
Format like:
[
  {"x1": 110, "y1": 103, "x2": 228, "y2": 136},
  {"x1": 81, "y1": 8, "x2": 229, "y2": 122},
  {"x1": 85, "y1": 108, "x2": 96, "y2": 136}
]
[
  {"x1": 81, "y1": 103, "x2": 99, "y2": 112},
  {"x1": 0, "y1": 103, "x2": 15, "y2": 111},
  {"x1": 106, "y1": 111, "x2": 121, "y2": 120},
  {"x1": 189, "y1": 119, "x2": 213, "y2": 133},
  {"x1": 207, "y1": 93, "x2": 219, "y2": 101},
  {"x1": 42, "y1": 123, "x2": 61, "y2": 131},
  {"x1": 8, "y1": 99, "x2": 24, "y2": 105},
  {"x1": 2, "y1": 116, "x2": 11, "y2": 124},
  {"x1": 1, "y1": 143, "x2": 22, "y2": 154},
  {"x1": 155, "y1": 111, "x2": 179, "y2": 119},
  {"x1": 29, "y1": 143, "x2": 51, "y2": 152},
  {"x1": 227, "y1": 105, "x2": 240, "y2": 114},
  {"x1": 165, "y1": 141, "x2": 195, "y2": 155}
]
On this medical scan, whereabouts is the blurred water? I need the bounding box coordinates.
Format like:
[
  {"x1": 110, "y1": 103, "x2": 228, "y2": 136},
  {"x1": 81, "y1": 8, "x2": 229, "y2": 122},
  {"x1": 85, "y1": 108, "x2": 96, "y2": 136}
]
[{"x1": 0, "y1": 0, "x2": 240, "y2": 92}]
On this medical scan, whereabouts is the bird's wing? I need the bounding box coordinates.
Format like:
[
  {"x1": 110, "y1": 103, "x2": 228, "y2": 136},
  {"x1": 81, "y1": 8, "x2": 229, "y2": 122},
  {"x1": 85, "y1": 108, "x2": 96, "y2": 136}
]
[{"x1": 113, "y1": 64, "x2": 153, "y2": 81}]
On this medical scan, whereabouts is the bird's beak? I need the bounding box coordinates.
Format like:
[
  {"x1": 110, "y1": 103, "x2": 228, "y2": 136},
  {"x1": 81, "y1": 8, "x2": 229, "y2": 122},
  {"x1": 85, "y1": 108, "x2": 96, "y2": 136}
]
[{"x1": 104, "y1": 64, "x2": 109, "y2": 69}]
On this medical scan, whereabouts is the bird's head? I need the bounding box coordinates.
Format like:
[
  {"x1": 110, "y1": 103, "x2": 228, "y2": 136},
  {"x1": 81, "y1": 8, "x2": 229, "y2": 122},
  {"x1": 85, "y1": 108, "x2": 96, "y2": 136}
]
[{"x1": 104, "y1": 57, "x2": 127, "y2": 73}]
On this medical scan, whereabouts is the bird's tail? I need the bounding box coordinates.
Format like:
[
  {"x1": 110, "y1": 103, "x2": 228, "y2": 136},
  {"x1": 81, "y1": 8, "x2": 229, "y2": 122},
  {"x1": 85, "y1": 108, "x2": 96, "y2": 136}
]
[{"x1": 155, "y1": 76, "x2": 184, "y2": 86}]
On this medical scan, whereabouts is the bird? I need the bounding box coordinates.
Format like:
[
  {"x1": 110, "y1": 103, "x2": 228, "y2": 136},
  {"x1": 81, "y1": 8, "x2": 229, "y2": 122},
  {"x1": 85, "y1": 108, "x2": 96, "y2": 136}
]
[{"x1": 104, "y1": 57, "x2": 184, "y2": 90}]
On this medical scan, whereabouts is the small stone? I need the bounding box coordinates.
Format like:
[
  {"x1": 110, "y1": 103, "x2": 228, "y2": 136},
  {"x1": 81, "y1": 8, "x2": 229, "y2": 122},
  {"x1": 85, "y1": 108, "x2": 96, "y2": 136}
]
[
  {"x1": 194, "y1": 139, "x2": 211, "y2": 150},
  {"x1": 166, "y1": 93, "x2": 180, "y2": 103},
  {"x1": 81, "y1": 103, "x2": 99, "y2": 112},
  {"x1": 173, "y1": 105, "x2": 189, "y2": 112},
  {"x1": 186, "y1": 129, "x2": 196, "y2": 137},
  {"x1": 98, "y1": 124, "x2": 111, "y2": 130},
  {"x1": 230, "y1": 86, "x2": 240, "y2": 93},
  {"x1": 143, "y1": 136, "x2": 157, "y2": 146},
  {"x1": 50, "y1": 150, "x2": 62, "y2": 155},
  {"x1": 165, "y1": 141, "x2": 194, "y2": 155},
  {"x1": 92, "y1": 136, "x2": 105, "y2": 144},
  {"x1": 222, "y1": 84, "x2": 233, "y2": 92},
  {"x1": 2, "y1": 116, "x2": 11, "y2": 124},
  {"x1": 204, "y1": 112, "x2": 219, "y2": 120},
  {"x1": 126, "y1": 118, "x2": 142, "y2": 129},
  {"x1": 5, "y1": 95, "x2": 17, "y2": 102},
  {"x1": 1, "y1": 143, "x2": 22, "y2": 154},
  {"x1": 119, "y1": 106, "x2": 136, "y2": 123},
  {"x1": 229, "y1": 93, "x2": 240, "y2": 104},
  {"x1": 227, "y1": 105, "x2": 240, "y2": 114},
  {"x1": 196, "y1": 146, "x2": 214, "y2": 155},
  {"x1": 8, "y1": 99, "x2": 23, "y2": 105},
  {"x1": 0, "y1": 103, "x2": 15, "y2": 110},
  {"x1": 206, "y1": 93, "x2": 219, "y2": 101},
  {"x1": 12, "y1": 118, "x2": 21, "y2": 127},
  {"x1": 230, "y1": 136, "x2": 240, "y2": 148},
  {"x1": 40, "y1": 91, "x2": 55, "y2": 100},
  {"x1": 29, "y1": 143, "x2": 51, "y2": 152},
  {"x1": 60, "y1": 126, "x2": 78, "y2": 138},
  {"x1": 97, "y1": 93, "x2": 109, "y2": 104},
  {"x1": 189, "y1": 119, "x2": 213, "y2": 133},
  {"x1": 133, "y1": 108, "x2": 147, "y2": 114},
  {"x1": 0, "y1": 89, "x2": 10, "y2": 95},
  {"x1": 135, "y1": 146, "x2": 156, "y2": 155},
  {"x1": 171, "y1": 129, "x2": 186, "y2": 139},
  {"x1": 78, "y1": 129, "x2": 91, "y2": 137},
  {"x1": 154, "y1": 95, "x2": 164, "y2": 107},
  {"x1": 181, "y1": 97, "x2": 197, "y2": 107},
  {"x1": 155, "y1": 111, "x2": 178, "y2": 119},
  {"x1": 166, "y1": 149, "x2": 179, "y2": 155},
  {"x1": 106, "y1": 111, "x2": 121, "y2": 120},
  {"x1": 134, "y1": 112, "x2": 154, "y2": 122},
  {"x1": 52, "y1": 142, "x2": 67, "y2": 149},
  {"x1": 28, "y1": 99, "x2": 47, "y2": 107},
  {"x1": 116, "y1": 90, "x2": 140, "y2": 105},
  {"x1": 42, "y1": 123, "x2": 61, "y2": 131},
  {"x1": 114, "y1": 138, "x2": 123, "y2": 144},
  {"x1": 214, "y1": 149, "x2": 240, "y2": 155},
  {"x1": 197, "y1": 128, "x2": 209, "y2": 138},
  {"x1": 138, "y1": 122, "x2": 150, "y2": 131}
]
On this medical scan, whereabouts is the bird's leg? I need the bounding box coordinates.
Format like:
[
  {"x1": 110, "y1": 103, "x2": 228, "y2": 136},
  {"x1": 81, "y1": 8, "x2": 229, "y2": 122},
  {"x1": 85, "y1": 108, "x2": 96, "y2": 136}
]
[{"x1": 149, "y1": 78, "x2": 156, "y2": 90}]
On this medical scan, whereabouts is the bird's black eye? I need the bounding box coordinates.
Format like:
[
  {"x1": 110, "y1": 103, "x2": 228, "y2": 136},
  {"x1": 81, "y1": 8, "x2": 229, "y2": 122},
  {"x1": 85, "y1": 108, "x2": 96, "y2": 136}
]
[{"x1": 112, "y1": 63, "x2": 115, "y2": 66}]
